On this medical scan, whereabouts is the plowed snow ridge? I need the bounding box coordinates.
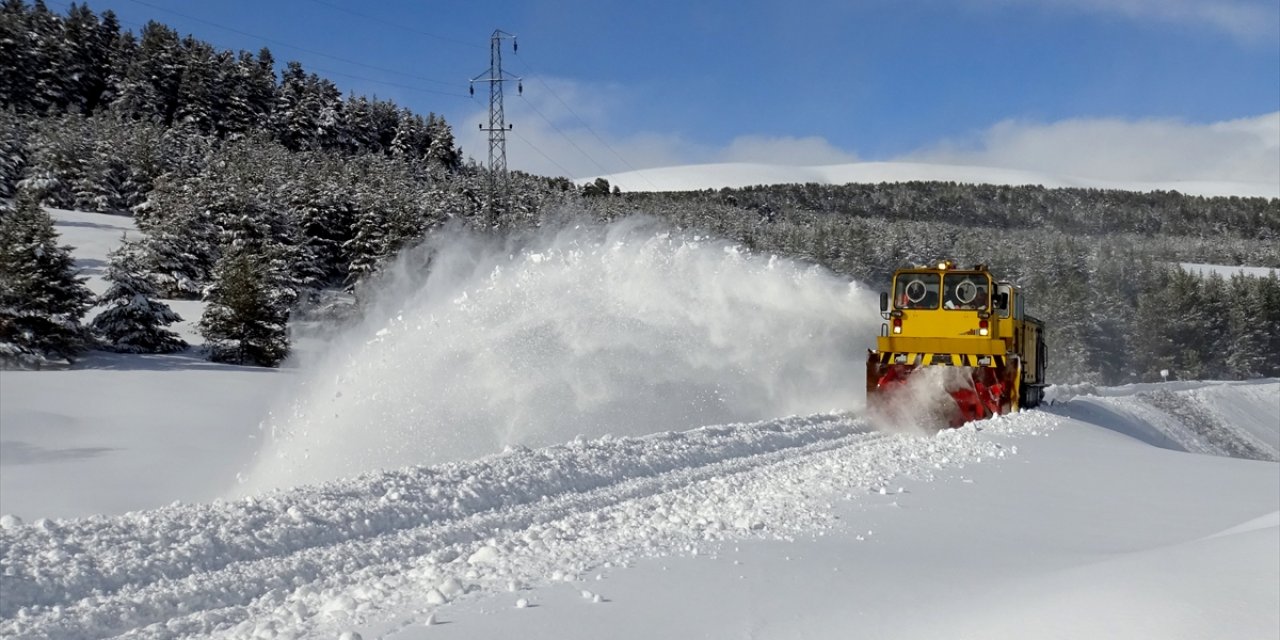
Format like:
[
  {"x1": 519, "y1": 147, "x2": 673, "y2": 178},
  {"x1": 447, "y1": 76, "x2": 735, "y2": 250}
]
[{"x1": 0, "y1": 413, "x2": 1041, "y2": 639}]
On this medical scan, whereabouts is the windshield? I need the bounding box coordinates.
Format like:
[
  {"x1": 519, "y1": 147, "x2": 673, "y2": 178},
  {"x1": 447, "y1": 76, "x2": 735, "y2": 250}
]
[
  {"x1": 894, "y1": 273, "x2": 940, "y2": 309},
  {"x1": 943, "y1": 273, "x2": 990, "y2": 310}
]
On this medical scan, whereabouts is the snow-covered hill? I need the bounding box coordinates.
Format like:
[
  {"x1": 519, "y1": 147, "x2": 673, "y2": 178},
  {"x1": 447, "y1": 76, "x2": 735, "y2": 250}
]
[
  {"x1": 582, "y1": 161, "x2": 1280, "y2": 199},
  {"x1": 0, "y1": 209, "x2": 1276, "y2": 640}
]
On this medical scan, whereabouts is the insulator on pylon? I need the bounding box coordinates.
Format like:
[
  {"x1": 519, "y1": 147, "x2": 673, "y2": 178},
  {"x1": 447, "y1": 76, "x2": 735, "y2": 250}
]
[
  {"x1": 469, "y1": 85, "x2": 474, "y2": 96},
  {"x1": 518, "y1": 82, "x2": 523, "y2": 95}
]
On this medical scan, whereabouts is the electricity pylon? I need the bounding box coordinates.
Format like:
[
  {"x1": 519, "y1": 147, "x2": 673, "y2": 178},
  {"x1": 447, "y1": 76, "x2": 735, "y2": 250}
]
[{"x1": 470, "y1": 29, "x2": 521, "y2": 227}]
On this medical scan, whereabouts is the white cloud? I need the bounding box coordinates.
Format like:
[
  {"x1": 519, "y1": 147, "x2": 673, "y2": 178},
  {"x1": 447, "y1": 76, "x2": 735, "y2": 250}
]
[
  {"x1": 901, "y1": 112, "x2": 1280, "y2": 185},
  {"x1": 989, "y1": 0, "x2": 1280, "y2": 42}
]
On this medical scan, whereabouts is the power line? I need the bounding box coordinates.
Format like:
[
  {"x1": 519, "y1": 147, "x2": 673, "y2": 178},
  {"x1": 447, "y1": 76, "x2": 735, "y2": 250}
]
[
  {"x1": 516, "y1": 94, "x2": 613, "y2": 178},
  {"x1": 507, "y1": 127, "x2": 578, "y2": 180},
  {"x1": 468, "y1": 93, "x2": 581, "y2": 178},
  {"x1": 299, "y1": 0, "x2": 483, "y2": 51},
  {"x1": 509, "y1": 57, "x2": 660, "y2": 190},
  {"x1": 121, "y1": 0, "x2": 460, "y2": 88},
  {"x1": 44, "y1": 0, "x2": 471, "y2": 100},
  {"x1": 306, "y1": 67, "x2": 470, "y2": 99}
]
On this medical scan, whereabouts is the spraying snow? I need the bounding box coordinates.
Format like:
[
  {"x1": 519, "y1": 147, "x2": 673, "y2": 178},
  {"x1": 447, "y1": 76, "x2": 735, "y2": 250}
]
[
  {"x1": 867, "y1": 366, "x2": 978, "y2": 434},
  {"x1": 239, "y1": 216, "x2": 881, "y2": 492}
]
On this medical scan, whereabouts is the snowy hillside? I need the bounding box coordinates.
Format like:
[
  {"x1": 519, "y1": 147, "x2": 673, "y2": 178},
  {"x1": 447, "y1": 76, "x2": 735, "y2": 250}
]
[
  {"x1": 582, "y1": 161, "x2": 1280, "y2": 199},
  {"x1": 0, "y1": 210, "x2": 1277, "y2": 640}
]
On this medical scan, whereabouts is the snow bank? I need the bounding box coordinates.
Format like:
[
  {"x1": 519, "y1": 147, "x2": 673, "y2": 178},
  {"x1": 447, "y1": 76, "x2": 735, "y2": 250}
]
[
  {"x1": 928, "y1": 513, "x2": 1279, "y2": 640},
  {"x1": 1047, "y1": 379, "x2": 1279, "y2": 461}
]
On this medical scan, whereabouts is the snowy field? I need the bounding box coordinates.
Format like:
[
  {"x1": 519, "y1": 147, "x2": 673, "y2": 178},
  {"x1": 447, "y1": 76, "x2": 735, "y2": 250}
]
[
  {"x1": 1181, "y1": 262, "x2": 1278, "y2": 279},
  {"x1": 0, "y1": 210, "x2": 1277, "y2": 639}
]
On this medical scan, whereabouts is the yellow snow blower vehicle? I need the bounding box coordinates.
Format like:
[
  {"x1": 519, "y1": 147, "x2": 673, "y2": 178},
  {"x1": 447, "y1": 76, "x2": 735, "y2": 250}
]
[{"x1": 867, "y1": 261, "x2": 1046, "y2": 427}]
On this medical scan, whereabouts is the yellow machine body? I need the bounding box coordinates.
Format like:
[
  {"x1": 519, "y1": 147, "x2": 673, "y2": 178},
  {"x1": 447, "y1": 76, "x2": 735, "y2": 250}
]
[{"x1": 867, "y1": 261, "x2": 1046, "y2": 424}]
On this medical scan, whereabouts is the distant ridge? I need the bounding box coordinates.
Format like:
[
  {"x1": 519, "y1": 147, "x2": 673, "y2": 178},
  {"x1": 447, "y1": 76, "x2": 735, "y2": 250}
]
[{"x1": 581, "y1": 161, "x2": 1280, "y2": 199}]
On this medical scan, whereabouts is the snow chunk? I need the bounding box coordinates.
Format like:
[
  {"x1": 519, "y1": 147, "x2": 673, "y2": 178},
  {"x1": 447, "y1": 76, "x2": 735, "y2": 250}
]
[
  {"x1": 516, "y1": 598, "x2": 530, "y2": 608},
  {"x1": 322, "y1": 594, "x2": 358, "y2": 616},
  {"x1": 438, "y1": 577, "x2": 465, "y2": 597},
  {"x1": 0, "y1": 514, "x2": 22, "y2": 529},
  {"x1": 467, "y1": 545, "x2": 502, "y2": 566}
]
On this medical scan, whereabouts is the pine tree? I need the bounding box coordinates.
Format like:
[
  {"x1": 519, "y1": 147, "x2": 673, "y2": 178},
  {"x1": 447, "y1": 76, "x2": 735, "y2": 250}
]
[
  {"x1": 0, "y1": 107, "x2": 28, "y2": 197},
  {"x1": 61, "y1": 2, "x2": 111, "y2": 114},
  {"x1": 199, "y1": 247, "x2": 290, "y2": 367},
  {"x1": 425, "y1": 113, "x2": 459, "y2": 170},
  {"x1": 90, "y1": 239, "x2": 186, "y2": 353},
  {"x1": 0, "y1": 0, "x2": 34, "y2": 111},
  {"x1": 273, "y1": 61, "x2": 314, "y2": 151},
  {"x1": 0, "y1": 193, "x2": 94, "y2": 368},
  {"x1": 173, "y1": 37, "x2": 218, "y2": 134},
  {"x1": 27, "y1": 0, "x2": 70, "y2": 114}
]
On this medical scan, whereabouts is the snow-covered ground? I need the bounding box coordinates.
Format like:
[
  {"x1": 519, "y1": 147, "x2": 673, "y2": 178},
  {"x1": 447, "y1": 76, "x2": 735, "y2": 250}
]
[
  {"x1": 1181, "y1": 262, "x2": 1278, "y2": 279},
  {"x1": 582, "y1": 160, "x2": 1280, "y2": 199},
  {"x1": 1, "y1": 210, "x2": 1276, "y2": 639}
]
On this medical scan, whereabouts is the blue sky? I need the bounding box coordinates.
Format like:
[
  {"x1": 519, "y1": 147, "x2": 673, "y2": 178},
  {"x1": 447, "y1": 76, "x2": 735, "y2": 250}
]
[{"x1": 63, "y1": 0, "x2": 1280, "y2": 181}]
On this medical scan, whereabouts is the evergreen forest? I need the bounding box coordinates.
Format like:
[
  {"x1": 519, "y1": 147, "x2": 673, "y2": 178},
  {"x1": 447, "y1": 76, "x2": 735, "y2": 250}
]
[{"x1": 1, "y1": 0, "x2": 1278, "y2": 384}]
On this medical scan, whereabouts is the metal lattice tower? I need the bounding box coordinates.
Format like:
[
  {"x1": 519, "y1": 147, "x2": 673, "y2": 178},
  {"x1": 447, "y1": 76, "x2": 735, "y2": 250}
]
[{"x1": 470, "y1": 30, "x2": 521, "y2": 226}]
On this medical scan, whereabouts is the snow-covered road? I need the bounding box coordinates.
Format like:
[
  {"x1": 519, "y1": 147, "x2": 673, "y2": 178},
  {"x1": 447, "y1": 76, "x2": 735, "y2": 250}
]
[{"x1": 1, "y1": 411, "x2": 1033, "y2": 639}]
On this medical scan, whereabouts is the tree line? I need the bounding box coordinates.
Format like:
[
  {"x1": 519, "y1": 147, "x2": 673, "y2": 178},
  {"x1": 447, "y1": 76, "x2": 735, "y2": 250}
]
[
  {"x1": 0, "y1": 0, "x2": 459, "y2": 163},
  {"x1": 577, "y1": 183, "x2": 1280, "y2": 384}
]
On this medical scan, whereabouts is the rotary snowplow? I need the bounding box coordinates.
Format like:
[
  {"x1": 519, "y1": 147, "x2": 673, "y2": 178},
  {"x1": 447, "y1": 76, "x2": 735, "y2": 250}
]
[{"x1": 867, "y1": 261, "x2": 1046, "y2": 428}]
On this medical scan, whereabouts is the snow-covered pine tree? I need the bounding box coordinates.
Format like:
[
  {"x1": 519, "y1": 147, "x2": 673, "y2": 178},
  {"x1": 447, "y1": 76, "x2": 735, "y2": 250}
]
[
  {"x1": 0, "y1": 192, "x2": 94, "y2": 368},
  {"x1": 0, "y1": 0, "x2": 35, "y2": 111},
  {"x1": 198, "y1": 247, "x2": 290, "y2": 367},
  {"x1": 61, "y1": 2, "x2": 113, "y2": 114},
  {"x1": 389, "y1": 109, "x2": 425, "y2": 159},
  {"x1": 425, "y1": 113, "x2": 460, "y2": 170},
  {"x1": 133, "y1": 172, "x2": 218, "y2": 298},
  {"x1": 90, "y1": 238, "x2": 186, "y2": 353},
  {"x1": 26, "y1": 0, "x2": 71, "y2": 114},
  {"x1": 220, "y1": 49, "x2": 267, "y2": 139},
  {"x1": 0, "y1": 107, "x2": 28, "y2": 198},
  {"x1": 286, "y1": 160, "x2": 355, "y2": 288},
  {"x1": 16, "y1": 113, "x2": 90, "y2": 208},
  {"x1": 273, "y1": 61, "x2": 315, "y2": 151},
  {"x1": 173, "y1": 36, "x2": 219, "y2": 135}
]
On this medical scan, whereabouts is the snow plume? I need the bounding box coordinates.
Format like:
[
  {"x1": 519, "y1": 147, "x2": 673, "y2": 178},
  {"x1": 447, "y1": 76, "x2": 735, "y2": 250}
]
[
  {"x1": 239, "y1": 215, "x2": 880, "y2": 492},
  {"x1": 867, "y1": 366, "x2": 976, "y2": 434}
]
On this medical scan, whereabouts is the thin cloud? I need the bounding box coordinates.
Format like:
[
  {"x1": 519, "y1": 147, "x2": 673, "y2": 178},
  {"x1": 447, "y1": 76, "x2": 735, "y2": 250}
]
[
  {"x1": 457, "y1": 77, "x2": 860, "y2": 179},
  {"x1": 716, "y1": 135, "x2": 859, "y2": 166},
  {"x1": 458, "y1": 77, "x2": 1278, "y2": 188},
  {"x1": 988, "y1": 0, "x2": 1280, "y2": 42},
  {"x1": 901, "y1": 112, "x2": 1280, "y2": 185},
  {"x1": 456, "y1": 76, "x2": 692, "y2": 179}
]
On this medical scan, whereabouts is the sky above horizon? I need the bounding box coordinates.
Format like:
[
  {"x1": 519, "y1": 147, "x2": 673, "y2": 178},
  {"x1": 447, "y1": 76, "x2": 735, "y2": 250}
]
[{"x1": 60, "y1": 0, "x2": 1280, "y2": 183}]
